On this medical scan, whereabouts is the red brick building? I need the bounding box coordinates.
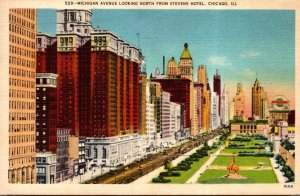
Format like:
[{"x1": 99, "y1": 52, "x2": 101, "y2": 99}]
[
  {"x1": 151, "y1": 78, "x2": 192, "y2": 130},
  {"x1": 37, "y1": 21, "x2": 142, "y2": 140}
]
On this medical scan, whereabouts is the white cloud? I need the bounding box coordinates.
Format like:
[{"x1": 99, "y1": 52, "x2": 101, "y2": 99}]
[
  {"x1": 208, "y1": 56, "x2": 232, "y2": 67},
  {"x1": 239, "y1": 51, "x2": 260, "y2": 58}
]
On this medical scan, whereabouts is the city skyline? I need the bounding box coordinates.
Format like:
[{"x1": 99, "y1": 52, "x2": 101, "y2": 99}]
[{"x1": 38, "y1": 9, "x2": 295, "y2": 117}]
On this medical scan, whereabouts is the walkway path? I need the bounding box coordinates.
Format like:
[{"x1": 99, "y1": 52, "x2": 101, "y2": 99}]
[
  {"x1": 60, "y1": 166, "x2": 112, "y2": 184},
  {"x1": 269, "y1": 157, "x2": 287, "y2": 183},
  {"x1": 207, "y1": 165, "x2": 273, "y2": 170},
  {"x1": 131, "y1": 136, "x2": 220, "y2": 184},
  {"x1": 185, "y1": 145, "x2": 224, "y2": 184}
]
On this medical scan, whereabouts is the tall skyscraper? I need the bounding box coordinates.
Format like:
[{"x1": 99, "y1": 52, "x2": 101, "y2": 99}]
[
  {"x1": 35, "y1": 73, "x2": 58, "y2": 153},
  {"x1": 9, "y1": 9, "x2": 37, "y2": 183},
  {"x1": 213, "y1": 69, "x2": 221, "y2": 115},
  {"x1": 140, "y1": 63, "x2": 147, "y2": 135},
  {"x1": 179, "y1": 43, "x2": 193, "y2": 81},
  {"x1": 252, "y1": 78, "x2": 267, "y2": 119},
  {"x1": 234, "y1": 82, "x2": 245, "y2": 119},
  {"x1": 37, "y1": 9, "x2": 143, "y2": 138},
  {"x1": 197, "y1": 65, "x2": 211, "y2": 131},
  {"x1": 221, "y1": 84, "x2": 229, "y2": 125},
  {"x1": 166, "y1": 57, "x2": 179, "y2": 79},
  {"x1": 211, "y1": 91, "x2": 220, "y2": 130}
]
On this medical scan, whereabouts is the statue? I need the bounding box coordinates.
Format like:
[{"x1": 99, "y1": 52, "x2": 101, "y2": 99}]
[{"x1": 227, "y1": 156, "x2": 239, "y2": 175}]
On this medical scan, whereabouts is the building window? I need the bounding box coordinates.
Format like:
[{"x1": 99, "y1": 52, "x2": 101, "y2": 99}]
[{"x1": 37, "y1": 167, "x2": 46, "y2": 174}]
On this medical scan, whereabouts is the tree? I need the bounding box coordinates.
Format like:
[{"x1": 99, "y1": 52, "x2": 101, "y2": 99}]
[{"x1": 164, "y1": 160, "x2": 172, "y2": 170}]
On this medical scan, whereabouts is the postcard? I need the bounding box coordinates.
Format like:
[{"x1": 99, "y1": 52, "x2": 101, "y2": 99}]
[{"x1": 0, "y1": 0, "x2": 299, "y2": 195}]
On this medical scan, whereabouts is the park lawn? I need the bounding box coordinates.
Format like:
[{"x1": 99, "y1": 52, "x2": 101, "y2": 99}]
[
  {"x1": 221, "y1": 148, "x2": 265, "y2": 154},
  {"x1": 198, "y1": 169, "x2": 278, "y2": 183},
  {"x1": 208, "y1": 147, "x2": 220, "y2": 154},
  {"x1": 211, "y1": 156, "x2": 271, "y2": 167},
  {"x1": 165, "y1": 156, "x2": 209, "y2": 183}
]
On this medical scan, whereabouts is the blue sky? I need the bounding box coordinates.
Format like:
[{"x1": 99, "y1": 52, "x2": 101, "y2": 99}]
[{"x1": 38, "y1": 9, "x2": 295, "y2": 114}]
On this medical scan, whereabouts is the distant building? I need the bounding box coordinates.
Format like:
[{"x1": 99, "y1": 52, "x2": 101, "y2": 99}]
[
  {"x1": 234, "y1": 82, "x2": 245, "y2": 119},
  {"x1": 231, "y1": 120, "x2": 270, "y2": 136},
  {"x1": 213, "y1": 69, "x2": 221, "y2": 115},
  {"x1": 36, "y1": 152, "x2": 56, "y2": 184},
  {"x1": 221, "y1": 84, "x2": 229, "y2": 125},
  {"x1": 149, "y1": 82, "x2": 162, "y2": 134},
  {"x1": 252, "y1": 79, "x2": 268, "y2": 119},
  {"x1": 269, "y1": 95, "x2": 290, "y2": 125},
  {"x1": 161, "y1": 91, "x2": 171, "y2": 139},
  {"x1": 211, "y1": 92, "x2": 220, "y2": 130},
  {"x1": 151, "y1": 78, "x2": 192, "y2": 134},
  {"x1": 197, "y1": 65, "x2": 211, "y2": 131}
]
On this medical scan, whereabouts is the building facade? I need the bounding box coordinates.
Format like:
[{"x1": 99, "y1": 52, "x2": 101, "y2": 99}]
[
  {"x1": 197, "y1": 65, "x2": 211, "y2": 131},
  {"x1": 85, "y1": 134, "x2": 144, "y2": 167},
  {"x1": 211, "y1": 91, "x2": 220, "y2": 130},
  {"x1": 234, "y1": 82, "x2": 245, "y2": 119},
  {"x1": 37, "y1": 9, "x2": 143, "y2": 139},
  {"x1": 221, "y1": 84, "x2": 229, "y2": 125},
  {"x1": 56, "y1": 128, "x2": 70, "y2": 183},
  {"x1": 268, "y1": 95, "x2": 290, "y2": 125},
  {"x1": 9, "y1": 9, "x2": 37, "y2": 184},
  {"x1": 213, "y1": 69, "x2": 221, "y2": 115},
  {"x1": 36, "y1": 73, "x2": 58, "y2": 153},
  {"x1": 231, "y1": 121, "x2": 270, "y2": 136},
  {"x1": 252, "y1": 78, "x2": 267, "y2": 119},
  {"x1": 36, "y1": 152, "x2": 56, "y2": 184},
  {"x1": 161, "y1": 91, "x2": 171, "y2": 139},
  {"x1": 151, "y1": 78, "x2": 192, "y2": 133}
]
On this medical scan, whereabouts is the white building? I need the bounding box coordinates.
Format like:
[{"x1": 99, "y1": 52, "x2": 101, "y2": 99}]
[
  {"x1": 161, "y1": 91, "x2": 171, "y2": 139},
  {"x1": 56, "y1": 9, "x2": 93, "y2": 36},
  {"x1": 85, "y1": 133, "x2": 145, "y2": 167},
  {"x1": 36, "y1": 152, "x2": 56, "y2": 184},
  {"x1": 211, "y1": 91, "x2": 220, "y2": 130},
  {"x1": 221, "y1": 84, "x2": 229, "y2": 125},
  {"x1": 146, "y1": 81, "x2": 157, "y2": 151},
  {"x1": 170, "y1": 102, "x2": 181, "y2": 142},
  {"x1": 229, "y1": 99, "x2": 235, "y2": 121}
]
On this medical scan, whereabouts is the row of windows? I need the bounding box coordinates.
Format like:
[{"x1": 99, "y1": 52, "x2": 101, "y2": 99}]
[
  {"x1": 9, "y1": 100, "x2": 35, "y2": 110},
  {"x1": 9, "y1": 123, "x2": 35, "y2": 133},
  {"x1": 9, "y1": 67, "x2": 35, "y2": 79},
  {"x1": 9, "y1": 145, "x2": 35, "y2": 157},
  {"x1": 36, "y1": 105, "x2": 47, "y2": 111},
  {"x1": 9, "y1": 134, "x2": 35, "y2": 145},
  {"x1": 9, "y1": 56, "x2": 35, "y2": 69},
  {"x1": 9, "y1": 45, "x2": 36, "y2": 59},
  {"x1": 9, "y1": 78, "x2": 35, "y2": 88},
  {"x1": 9, "y1": 21, "x2": 35, "y2": 39},
  {"x1": 10, "y1": 9, "x2": 36, "y2": 21},
  {"x1": 9, "y1": 156, "x2": 35, "y2": 167},
  {"x1": 9, "y1": 89, "x2": 35, "y2": 99},
  {"x1": 10, "y1": 34, "x2": 35, "y2": 49},
  {"x1": 9, "y1": 112, "x2": 35, "y2": 122}
]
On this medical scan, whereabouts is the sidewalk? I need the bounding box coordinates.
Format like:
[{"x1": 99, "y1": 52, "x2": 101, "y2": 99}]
[
  {"x1": 185, "y1": 145, "x2": 224, "y2": 184},
  {"x1": 131, "y1": 136, "x2": 220, "y2": 184},
  {"x1": 60, "y1": 166, "x2": 112, "y2": 184},
  {"x1": 269, "y1": 157, "x2": 287, "y2": 183}
]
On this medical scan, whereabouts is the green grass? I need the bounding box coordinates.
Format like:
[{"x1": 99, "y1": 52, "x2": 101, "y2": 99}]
[
  {"x1": 165, "y1": 156, "x2": 210, "y2": 183},
  {"x1": 221, "y1": 148, "x2": 265, "y2": 154},
  {"x1": 208, "y1": 147, "x2": 220, "y2": 154},
  {"x1": 198, "y1": 169, "x2": 278, "y2": 183},
  {"x1": 211, "y1": 156, "x2": 271, "y2": 167}
]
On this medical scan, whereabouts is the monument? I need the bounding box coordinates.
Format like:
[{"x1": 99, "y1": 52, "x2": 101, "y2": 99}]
[{"x1": 225, "y1": 156, "x2": 246, "y2": 179}]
